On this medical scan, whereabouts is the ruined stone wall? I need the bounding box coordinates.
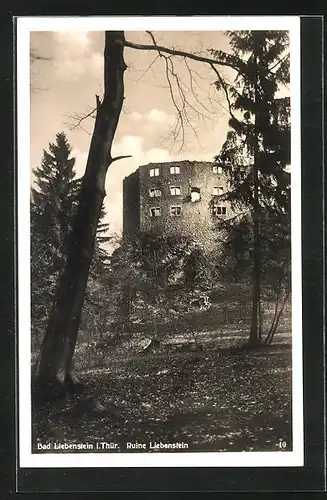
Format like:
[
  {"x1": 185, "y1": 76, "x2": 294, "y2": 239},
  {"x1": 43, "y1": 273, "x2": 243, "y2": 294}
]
[
  {"x1": 123, "y1": 160, "x2": 232, "y2": 250},
  {"x1": 141, "y1": 161, "x2": 230, "y2": 248}
]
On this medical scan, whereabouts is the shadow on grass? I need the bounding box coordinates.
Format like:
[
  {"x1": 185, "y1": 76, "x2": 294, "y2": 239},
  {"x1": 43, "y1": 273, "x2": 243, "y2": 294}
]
[{"x1": 32, "y1": 341, "x2": 292, "y2": 454}]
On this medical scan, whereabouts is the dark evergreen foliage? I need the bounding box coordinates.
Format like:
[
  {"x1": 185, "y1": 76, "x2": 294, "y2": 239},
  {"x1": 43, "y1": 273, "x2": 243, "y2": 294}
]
[
  {"x1": 31, "y1": 132, "x2": 109, "y2": 352},
  {"x1": 31, "y1": 133, "x2": 79, "y2": 350},
  {"x1": 211, "y1": 31, "x2": 291, "y2": 344}
]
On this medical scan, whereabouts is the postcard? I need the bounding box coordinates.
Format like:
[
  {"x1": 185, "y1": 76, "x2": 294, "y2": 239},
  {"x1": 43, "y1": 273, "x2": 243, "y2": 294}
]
[{"x1": 17, "y1": 15, "x2": 303, "y2": 469}]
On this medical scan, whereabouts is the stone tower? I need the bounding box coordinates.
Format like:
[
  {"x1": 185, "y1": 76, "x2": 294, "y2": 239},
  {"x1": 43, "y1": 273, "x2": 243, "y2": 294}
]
[{"x1": 123, "y1": 160, "x2": 231, "y2": 249}]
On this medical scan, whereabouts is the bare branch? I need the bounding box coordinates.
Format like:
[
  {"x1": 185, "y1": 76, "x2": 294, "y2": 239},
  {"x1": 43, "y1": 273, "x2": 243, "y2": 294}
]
[
  {"x1": 111, "y1": 155, "x2": 132, "y2": 163},
  {"x1": 183, "y1": 58, "x2": 216, "y2": 116},
  {"x1": 210, "y1": 63, "x2": 240, "y2": 124},
  {"x1": 208, "y1": 84, "x2": 230, "y2": 116},
  {"x1": 76, "y1": 124, "x2": 92, "y2": 136},
  {"x1": 30, "y1": 49, "x2": 51, "y2": 63},
  {"x1": 66, "y1": 93, "x2": 104, "y2": 132},
  {"x1": 124, "y1": 37, "x2": 236, "y2": 70},
  {"x1": 124, "y1": 32, "x2": 243, "y2": 150},
  {"x1": 177, "y1": 62, "x2": 215, "y2": 121},
  {"x1": 129, "y1": 33, "x2": 220, "y2": 151},
  {"x1": 163, "y1": 56, "x2": 185, "y2": 150},
  {"x1": 133, "y1": 54, "x2": 160, "y2": 82},
  {"x1": 30, "y1": 48, "x2": 51, "y2": 92},
  {"x1": 145, "y1": 30, "x2": 160, "y2": 49},
  {"x1": 268, "y1": 52, "x2": 289, "y2": 72},
  {"x1": 167, "y1": 57, "x2": 201, "y2": 148},
  {"x1": 70, "y1": 32, "x2": 241, "y2": 148},
  {"x1": 68, "y1": 107, "x2": 97, "y2": 131}
]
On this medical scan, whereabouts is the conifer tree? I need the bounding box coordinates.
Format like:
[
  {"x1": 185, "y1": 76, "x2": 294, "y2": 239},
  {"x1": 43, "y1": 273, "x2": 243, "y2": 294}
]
[
  {"x1": 211, "y1": 31, "x2": 290, "y2": 345},
  {"x1": 31, "y1": 133, "x2": 78, "y2": 271},
  {"x1": 31, "y1": 133, "x2": 79, "y2": 349},
  {"x1": 31, "y1": 132, "x2": 109, "y2": 352}
]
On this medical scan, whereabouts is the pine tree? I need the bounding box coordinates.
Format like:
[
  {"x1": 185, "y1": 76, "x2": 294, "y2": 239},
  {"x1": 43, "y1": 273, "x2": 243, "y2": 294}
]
[
  {"x1": 211, "y1": 31, "x2": 290, "y2": 345},
  {"x1": 31, "y1": 132, "x2": 78, "y2": 269},
  {"x1": 31, "y1": 133, "x2": 110, "y2": 353}
]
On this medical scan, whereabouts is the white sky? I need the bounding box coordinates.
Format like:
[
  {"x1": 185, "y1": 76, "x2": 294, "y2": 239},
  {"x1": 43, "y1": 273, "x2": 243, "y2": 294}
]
[{"x1": 30, "y1": 31, "x2": 234, "y2": 243}]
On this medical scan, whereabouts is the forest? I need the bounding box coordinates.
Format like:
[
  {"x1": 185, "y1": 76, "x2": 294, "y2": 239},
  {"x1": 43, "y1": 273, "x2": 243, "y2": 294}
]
[{"x1": 30, "y1": 29, "x2": 292, "y2": 453}]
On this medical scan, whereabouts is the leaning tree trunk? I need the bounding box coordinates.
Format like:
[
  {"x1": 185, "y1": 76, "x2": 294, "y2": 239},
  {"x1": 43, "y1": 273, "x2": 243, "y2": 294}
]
[
  {"x1": 265, "y1": 289, "x2": 290, "y2": 345},
  {"x1": 36, "y1": 32, "x2": 127, "y2": 397}
]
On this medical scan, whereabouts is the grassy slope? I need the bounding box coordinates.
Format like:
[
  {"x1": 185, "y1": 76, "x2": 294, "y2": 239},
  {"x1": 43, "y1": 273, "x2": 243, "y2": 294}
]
[{"x1": 32, "y1": 313, "x2": 292, "y2": 453}]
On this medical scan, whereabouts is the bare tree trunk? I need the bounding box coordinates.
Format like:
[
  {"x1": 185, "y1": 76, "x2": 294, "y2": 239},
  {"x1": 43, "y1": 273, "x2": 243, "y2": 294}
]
[
  {"x1": 36, "y1": 32, "x2": 127, "y2": 397},
  {"x1": 265, "y1": 290, "x2": 290, "y2": 345},
  {"x1": 265, "y1": 291, "x2": 280, "y2": 343},
  {"x1": 264, "y1": 273, "x2": 285, "y2": 344}
]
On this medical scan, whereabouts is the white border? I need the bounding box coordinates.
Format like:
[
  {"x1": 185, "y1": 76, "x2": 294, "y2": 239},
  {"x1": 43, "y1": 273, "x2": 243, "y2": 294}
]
[{"x1": 17, "y1": 16, "x2": 303, "y2": 468}]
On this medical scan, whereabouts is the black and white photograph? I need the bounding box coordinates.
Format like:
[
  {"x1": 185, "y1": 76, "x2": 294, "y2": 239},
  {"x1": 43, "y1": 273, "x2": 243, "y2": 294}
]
[{"x1": 17, "y1": 16, "x2": 303, "y2": 468}]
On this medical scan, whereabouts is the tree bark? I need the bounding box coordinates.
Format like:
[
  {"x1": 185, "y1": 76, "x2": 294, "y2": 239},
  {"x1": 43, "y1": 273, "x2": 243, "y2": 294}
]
[
  {"x1": 36, "y1": 32, "x2": 127, "y2": 397},
  {"x1": 265, "y1": 290, "x2": 290, "y2": 345}
]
